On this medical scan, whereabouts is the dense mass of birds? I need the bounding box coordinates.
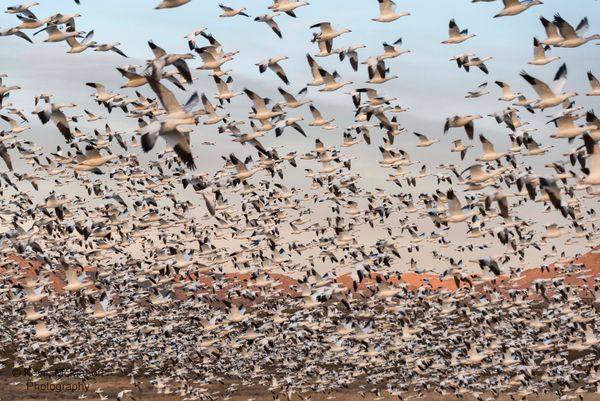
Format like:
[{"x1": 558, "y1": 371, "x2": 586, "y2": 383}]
[{"x1": 1, "y1": 0, "x2": 600, "y2": 400}]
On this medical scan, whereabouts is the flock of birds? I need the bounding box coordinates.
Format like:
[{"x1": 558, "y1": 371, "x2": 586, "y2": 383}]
[{"x1": 1, "y1": 0, "x2": 600, "y2": 400}]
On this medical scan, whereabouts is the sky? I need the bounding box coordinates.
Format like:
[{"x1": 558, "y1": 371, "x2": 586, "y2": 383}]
[{"x1": 1, "y1": 0, "x2": 600, "y2": 274}]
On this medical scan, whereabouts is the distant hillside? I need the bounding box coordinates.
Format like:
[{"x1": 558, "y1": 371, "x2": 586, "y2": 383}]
[{"x1": 3, "y1": 248, "x2": 599, "y2": 300}]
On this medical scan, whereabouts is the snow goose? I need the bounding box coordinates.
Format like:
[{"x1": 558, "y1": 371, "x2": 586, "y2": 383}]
[
  {"x1": 39, "y1": 24, "x2": 84, "y2": 43},
  {"x1": 372, "y1": 0, "x2": 410, "y2": 23},
  {"x1": 356, "y1": 88, "x2": 397, "y2": 105},
  {"x1": 334, "y1": 44, "x2": 366, "y2": 71},
  {"x1": 15, "y1": 14, "x2": 52, "y2": 30},
  {"x1": 528, "y1": 37, "x2": 560, "y2": 65},
  {"x1": 462, "y1": 56, "x2": 492, "y2": 74},
  {"x1": 444, "y1": 190, "x2": 478, "y2": 223},
  {"x1": 7, "y1": 107, "x2": 29, "y2": 123},
  {"x1": 245, "y1": 89, "x2": 283, "y2": 121},
  {"x1": 84, "y1": 109, "x2": 103, "y2": 122},
  {"x1": 63, "y1": 267, "x2": 92, "y2": 292},
  {"x1": 442, "y1": 19, "x2": 475, "y2": 44},
  {"x1": 33, "y1": 101, "x2": 75, "y2": 142},
  {"x1": 366, "y1": 59, "x2": 397, "y2": 84},
  {"x1": 548, "y1": 114, "x2": 596, "y2": 141},
  {"x1": 141, "y1": 75, "x2": 200, "y2": 168},
  {"x1": 195, "y1": 45, "x2": 235, "y2": 71},
  {"x1": 185, "y1": 27, "x2": 206, "y2": 50},
  {"x1": 229, "y1": 153, "x2": 263, "y2": 181},
  {"x1": 313, "y1": 37, "x2": 334, "y2": 57},
  {"x1": 0, "y1": 26, "x2": 33, "y2": 43},
  {"x1": 277, "y1": 87, "x2": 310, "y2": 108},
  {"x1": 94, "y1": 42, "x2": 127, "y2": 57},
  {"x1": 522, "y1": 137, "x2": 553, "y2": 156},
  {"x1": 413, "y1": 132, "x2": 439, "y2": 147},
  {"x1": 512, "y1": 94, "x2": 534, "y2": 113},
  {"x1": 465, "y1": 82, "x2": 489, "y2": 98},
  {"x1": 494, "y1": 0, "x2": 542, "y2": 18},
  {"x1": 202, "y1": 94, "x2": 228, "y2": 124},
  {"x1": 318, "y1": 68, "x2": 352, "y2": 92},
  {"x1": 34, "y1": 321, "x2": 55, "y2": 341},
  {"x1": 1, "y1": 114, "x2": 30, "y2": 134},
  {"x1": 341, "y1": 131, "x2": 361, "y2": 147},
  {"x1": 213, "y1": 75, "x2": 241, "y2": 103},
  {"x1": 219, "y1": 4, "x2": 250, "y2": 18},
  {"x1": 520, "y1": 63, "x2": 577, "y2": 110},
  {"x1": 65, "y1": 29, "x2": 96, "y2": 53},
  {"x1": 0, "y1": 78, "x2": 21, "y2": 107},
  {"x1": 275, "y1": 116, "x2": 305, "y2": 137},
  {"x1": 476, "y1": 134, "x2": 507, "y2": 162},
  {"x1": 116, "y1": 67, "x2": 146, "y2": 88},
  {"x1": 378, "y1": 38, "x2": 410, "y2": 60},
  {"x1": 254, "y1": 13, "x2": 282, "y2": 38},
  {"x1": 495, "y1": 81, "x2": 521, "y2": 101},
  {"x1": 444, "y1": 115, "x2": 482, "y2": 140},
  {"x1": 149, "y1": 40, "x2": 194, "y2": 84},
  {"x1": 449, "y1": 53, "x2": 474, "y2": 71},
  {"x1": 586, "y1": 71, "x2": 600, "y2": 96},
  {"x1": 310, "y1": 22, "x2": 351, "y2": 43},
  {"x1": 86, "y1": 82, "x2": 118, "y2": 110},
  {"x1": 308, "y1": 105, "x2": 335, "y2": 127},
  {"x1": 77, "y1": 146, "x2": 118, "y2": 167},
  {"x1": 91, "y1": 293, "x2": 117, "y2": 319},
  {"x1": 256, "y1": 56, "x2": 290, "y2": 85},
  {"x1": 24, "y1": 307, "x2": 45, "y2": 322},
  {"x1": 6, "y1": 2, "x2": 39, "y2": 17},
  {"x1": 553, "y1": 14, "x2": 600, "y2": 48},
  {"x1": 451, "y1": 139, "x2": 473, "y2": 160},
  {"x1": 269, "y1": 0, "x2": 310, "y2": 17}
]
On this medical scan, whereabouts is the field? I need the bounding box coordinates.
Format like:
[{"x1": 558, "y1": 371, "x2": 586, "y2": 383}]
[{"x1": 2, "y1": 375, "x2": 600, "y2": 401}]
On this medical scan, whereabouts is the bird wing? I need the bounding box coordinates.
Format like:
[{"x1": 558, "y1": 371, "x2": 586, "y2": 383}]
[
  {"x1": 173, "y1": 59, "x2": 193, "y2": 84},
  {"x1": 532, "y1": 37, "x2": 546, "y2": 60},
  {"x1": 413, "y1": 132, "x2": 427, "y2": 144},
  {"x1": 553, "y1": 14, "x2": 578, "y2": 39},
  {"x1": 520, "y1": 71, "x2": 555, "y2": 99},
  {"x1": 244, "y1": 89, "x2": 268, "y2": 112},
  {"x1": 164, "y1": 130, "x2": 195, "y2": 169},
  {"x1": 479, "y1": 135, "x2": 495, "y2": 154},
  {"x1": 306, "y1": 54, "x2": 322, "y2": 79},
  {"x1": 588, "y1": 71, "x2": 600, "y2": 91},
  {"x1": 447, "y1": 190, "x2": 462, "y2": 216},
  {"x1": 310, "y1": 105, "x2": 324, "y2": 120},
  {"x1": 378, "y1": 0, "x2": 395, "y2": 15},
  {"x1": 448, "y1": 19, "x2": 460, "y2": 38},
  {"x1": 313, "y1": 22, "x2": 333, "y2": 34},
  {"x1": 81, "y1": 29, "x2": 94, "y2": 45},
  {"x1": 0, "y1": 142, "x2": 12, "y2": 171},
  {"x1": 540, "y1": 17, "x2": 560, "y2": 40},
  {"x1": 146, "y1": 75, "x2": 184, "y2": 115},
  {"x1": 552, "y1": 63, "x2": 568, "y2": 95},
  {"x1": 266, "y1": 18, "x2": 282, "y2": 38},
  {"x1": 278, "y1": 87, "x2": 295, "y2": 102},
  {"x1": 51, "y1": 110, "x2": 73, "y2": 142},
  {"x1": 148, "y1": 40, "x2": 167, "y2": 58},
  {"x1": 575, "y1": 17, "x2": 589, "y2": 36},
  {"x1": 269, "y1": 62, "x2": 290, "y2": 85}
]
